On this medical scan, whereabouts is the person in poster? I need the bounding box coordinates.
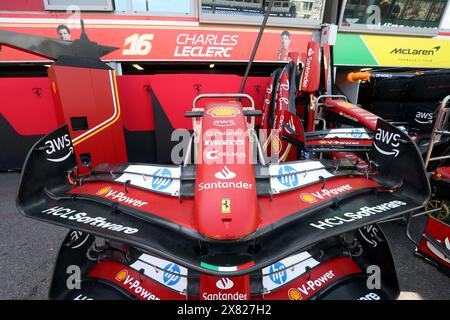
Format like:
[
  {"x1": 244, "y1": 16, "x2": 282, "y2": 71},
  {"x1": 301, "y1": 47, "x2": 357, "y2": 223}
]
[
  {"x1": 277, "y1": 30, "x2": 292, "y2": 61},
  {"x1": 56, "y1": 24, "x2": 71, "y2": 41}
]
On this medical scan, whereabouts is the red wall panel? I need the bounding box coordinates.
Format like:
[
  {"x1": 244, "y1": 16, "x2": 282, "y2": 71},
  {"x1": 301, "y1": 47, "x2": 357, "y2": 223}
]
[
  {"x1": 0, "y1": 77, "x2": 58, "y2": 135},
  {"x1": 0, "y1": 0, "x2": 45, "y2": 12},
  {"x1": 118, "y1": 74, "x2": 268, "y2": 131}
]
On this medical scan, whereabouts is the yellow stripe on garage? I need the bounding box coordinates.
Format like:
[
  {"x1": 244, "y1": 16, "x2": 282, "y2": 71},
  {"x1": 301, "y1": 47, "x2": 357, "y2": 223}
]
[{"x1": 72, "y1": 70, "x2": 122, "y2": 146}]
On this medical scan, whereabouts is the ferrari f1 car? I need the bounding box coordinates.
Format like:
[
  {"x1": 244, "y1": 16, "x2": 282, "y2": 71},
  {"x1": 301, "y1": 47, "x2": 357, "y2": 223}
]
[
  {"x1": 4, "y1": 17, "x2": 433, "y2": 300},
  {"x1": 17, "y1": 93, "x2": 430, "y2": 300}
]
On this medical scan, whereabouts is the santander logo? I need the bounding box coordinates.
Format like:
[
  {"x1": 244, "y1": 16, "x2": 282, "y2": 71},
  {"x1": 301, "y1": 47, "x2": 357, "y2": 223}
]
[
  {"x1": 216, "y1": 278, "x2": 234, "y2": 290},
  {"x1": 214, "y1": 166, "x2": 236, "y2": 180}
]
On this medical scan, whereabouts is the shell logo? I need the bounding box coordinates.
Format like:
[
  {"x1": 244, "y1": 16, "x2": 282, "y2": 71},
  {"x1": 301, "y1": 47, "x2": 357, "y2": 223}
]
[
  {"x1": 115, "y1": 270, "x2": 128, "y2": 282},
  {"x1": 97, "y1": 186, "x2": 111, "y2": 196},
  {"x1": 300, "y1": 193, "x2": 317, "y2": 203},
  {"x1": 271, "y1": 136, "x2": 282, "y2": 154},
  {"x1": 207, "y1": 106, "x2": 240, "y2": 118},
  {"x1": 340, "y1": 102, "x2": 355, "y2": 108},
  {"x1": 288, "y1": 288, "x2": 302, "y2": 300}
]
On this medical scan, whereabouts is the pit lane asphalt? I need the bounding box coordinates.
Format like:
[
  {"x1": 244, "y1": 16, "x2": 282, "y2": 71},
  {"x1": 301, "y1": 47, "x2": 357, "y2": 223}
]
[{"x1": 0, "y1": 172, "x2": 448, "y2": 300}]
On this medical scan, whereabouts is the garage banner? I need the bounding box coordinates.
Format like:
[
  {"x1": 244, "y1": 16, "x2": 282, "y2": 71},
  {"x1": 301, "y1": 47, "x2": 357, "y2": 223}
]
[
  {"x1": 0, "y1": 13, "x2": 312, "y2": 63},
  {"x1": 334, "y1": 33, "x2": 450, "y2": 68}
]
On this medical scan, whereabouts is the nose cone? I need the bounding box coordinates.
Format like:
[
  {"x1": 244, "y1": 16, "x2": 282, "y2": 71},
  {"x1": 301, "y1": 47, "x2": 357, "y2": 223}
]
[{"x1": 193, "y1": 102, "x2": 260, "y2": 240}]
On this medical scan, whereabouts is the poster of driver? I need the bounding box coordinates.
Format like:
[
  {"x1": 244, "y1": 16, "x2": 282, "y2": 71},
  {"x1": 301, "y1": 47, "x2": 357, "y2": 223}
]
[
  {"x1": 277, "y1": 30, "x2": 295, "y2": 61},
  {"x1": 56, "y1": 24, "x2": 71, "y2": 41}
]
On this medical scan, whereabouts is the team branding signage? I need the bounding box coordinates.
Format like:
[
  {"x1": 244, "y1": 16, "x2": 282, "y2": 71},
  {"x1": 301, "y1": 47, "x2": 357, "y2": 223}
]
[
  {"x1": 130, "y1": 253, "x2": 188, "y2": 293},
  {"x1": 115, "y1": 164, "x2": 180, "y2": 196},
  {"x1": 373, "y1": 127, "x2": 401, "y2": 158},
  {"x1": 270, "y1": 161, "x2": 334, "y2": 194},
  {"x1": 415, "y1": 111, "x2": 434, "y2": 125},
  {"x1": 324, "y1": 128, "x2": 370, "y2": 139},
  {"x1": 44, "y1": 133, "x2": 73, "y2": 163},
  {"x1": 335, "y1": 34, "x2": 450, "y2": 68},
  {"x1": 212, "y1": 119, "x2": 236, "y2": 127},
  {"x1": 309, "y1": 200, "x2": 407, "y2": 230},
  {"x1": 262, "y1": 251, "x2": 319, "y2": 292},
  {"x1": 299, "y1": 184, "x2": 352, "y2": 204},
  {"x1": 203, "y1": 150, "x2": 246, "y2": 161},
  {"x1": 198, "y1": 180, "x2": 253, "y2": 192},
  {"x1": 115, "y1": 269, "x2": 160, "y2": 300},
  {"x1": 97, "y1": 186, "x2": 148, "y2": 207},
  {"x1": 0, "y1": 14, "x2": 311, "y2": 63},
  {"x1": 214, "y1": 166, "x2": 236, "y2": 180},
  {"x1": 288, "y1": 270, "x2": 335, "y2": 300},
  {"x1": 200, "y1": 275, "x2": 249, "y2": 300},
  {"x1": 41, "y1": 206, "x2": 139, "y2": 234},
  {"x1": 204, "y1": 140, "x2": 244, "y2": 146},
  {"x1": 207, "y1": 106, "x2": 240, "y2": 118}
]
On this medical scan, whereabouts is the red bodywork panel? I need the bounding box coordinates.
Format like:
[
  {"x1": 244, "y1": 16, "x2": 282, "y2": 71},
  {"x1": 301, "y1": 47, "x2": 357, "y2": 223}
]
[
  {"x1": 261, "y1": 75, "x2": 276, "y2": 131},
  {"x1": 195, "y1": 102, "x2": 259, "y2": 239},
  {"x1": 88, "y1": 256, "x2": 362, "y2": 300},
  {"x1": 273, "y1": 68, "x2": 297, "y2": 162},
  {"x1": 67, "y1": 176, "x2": 381, "y2": 234},
  {"x1": 418, "y1": 217, "x2": 450, "y2": 268},
  {"x1": 326, "y1": 99, "x2": 379, "y2": 131},
  {"x1": 48, "y1": 66, "x2": 128, "y2": 172},
  {"x1": 300, "y1": 41, "x2": 321, "y2": 93},
  {"x1": 433, "y1": 167, "x2": 450, "y2": 180},
  {"x1": 322, "y1": 44, "x2": 331, "y2": 94},
  {"x1": 88, "y1": 260, "x2": 187, "y2": 300},
  {"x1": 258, "y1": 176, "x2": 380, "y2": 228},
  {"x1": 259, "y1": 256, "x2": 362, "y2": 300},
  {"x1": 68, "y1": 182, "x2": 195, "y2": 229}
]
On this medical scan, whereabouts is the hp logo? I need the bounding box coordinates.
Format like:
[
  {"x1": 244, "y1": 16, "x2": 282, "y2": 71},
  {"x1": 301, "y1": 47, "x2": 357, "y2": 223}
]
[
  {"x1": 277, "y1": 166, "x2": 299, "y2": 188},
  {"x1": 152, "y1": 168, "x2": 173, "y2": 191},
  {"x1": 163, "y1": 263, "x2": 181, "y2": 286}
]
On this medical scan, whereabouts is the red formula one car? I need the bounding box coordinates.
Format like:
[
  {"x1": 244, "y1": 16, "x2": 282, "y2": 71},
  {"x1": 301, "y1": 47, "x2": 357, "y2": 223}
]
[
  {"x1": 2, "y1": 21, "x2": 431, "y2": 300},
  {"x1": 17, "y1": 97, "x2": 430, "y2": 300}
]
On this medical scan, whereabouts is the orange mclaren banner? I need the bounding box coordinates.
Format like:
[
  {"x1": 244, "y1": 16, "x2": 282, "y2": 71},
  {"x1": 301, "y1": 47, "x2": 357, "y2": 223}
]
[{"x1": 0, "y1": 13, "x2": 313, "y2": 63}]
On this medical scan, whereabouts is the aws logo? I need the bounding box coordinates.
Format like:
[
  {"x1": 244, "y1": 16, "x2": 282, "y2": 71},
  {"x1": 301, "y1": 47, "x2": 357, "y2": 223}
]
[
  {"x1": 415, "y1": 111, "x2": 433, "y2": 124},
  {"x1": 390, "y1": 46, "x2": 441, "y2": 56},
  {"x1": 45, "y1": 134, "x2": 73, "y2": 163},
  {"x1": 373, "y1": 128, "x2": 400, "y2": 158}
]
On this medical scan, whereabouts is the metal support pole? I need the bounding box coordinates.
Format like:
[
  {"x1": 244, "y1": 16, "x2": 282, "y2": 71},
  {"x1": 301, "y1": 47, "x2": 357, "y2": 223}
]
[{"x1": 239, "y1": 0, "x2": 274, "y2": 94}]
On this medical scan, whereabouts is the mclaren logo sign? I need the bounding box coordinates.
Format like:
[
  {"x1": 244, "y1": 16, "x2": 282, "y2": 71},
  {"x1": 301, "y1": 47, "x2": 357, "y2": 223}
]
[{"x1": 390, "y1": 46, "x2": 441, "y2": 56}]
